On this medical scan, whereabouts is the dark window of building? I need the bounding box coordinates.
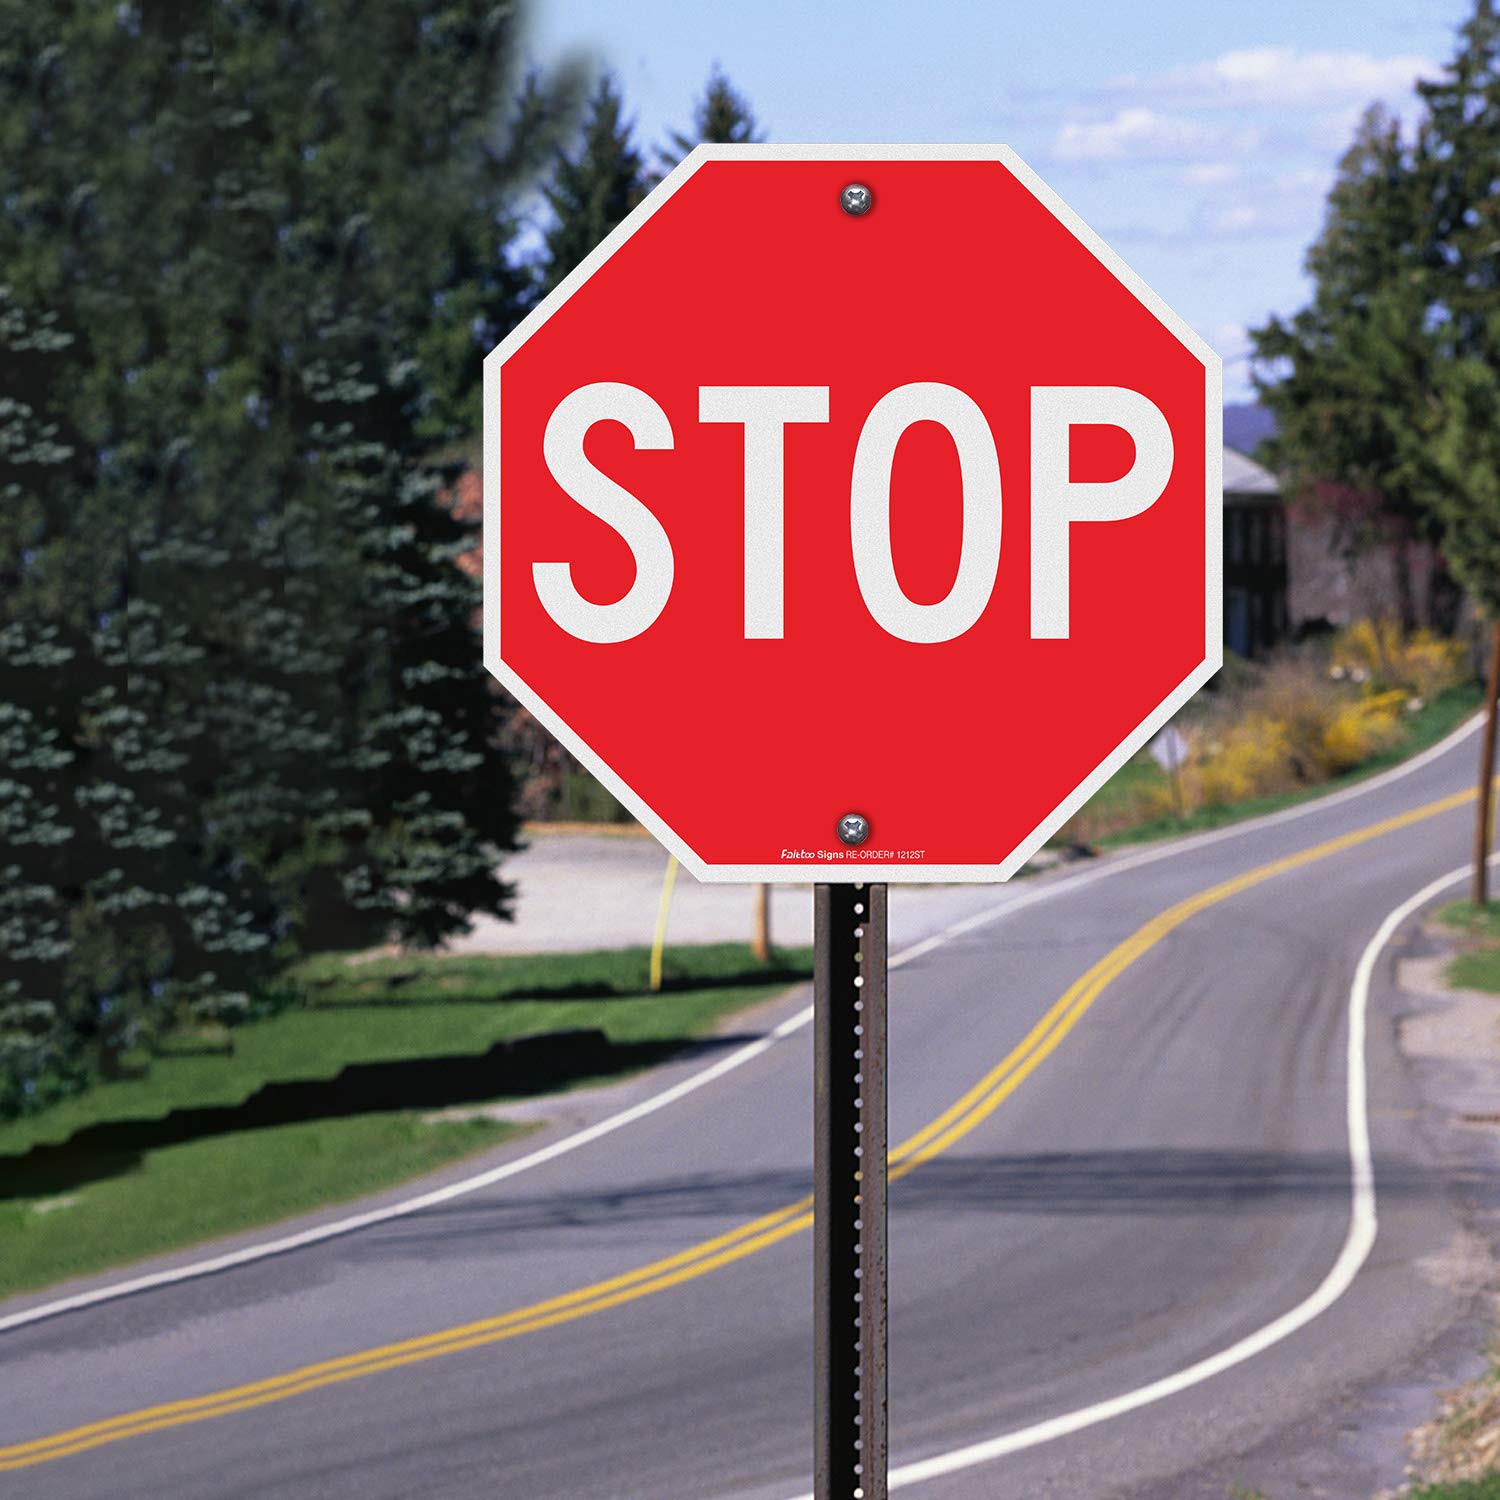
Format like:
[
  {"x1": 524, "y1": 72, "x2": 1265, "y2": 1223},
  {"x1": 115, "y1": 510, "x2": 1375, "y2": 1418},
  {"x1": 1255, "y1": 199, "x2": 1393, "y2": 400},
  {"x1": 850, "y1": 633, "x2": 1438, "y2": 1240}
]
[{"x1": 1226, "y1": 587, "x2": 1250, "y2": 656}]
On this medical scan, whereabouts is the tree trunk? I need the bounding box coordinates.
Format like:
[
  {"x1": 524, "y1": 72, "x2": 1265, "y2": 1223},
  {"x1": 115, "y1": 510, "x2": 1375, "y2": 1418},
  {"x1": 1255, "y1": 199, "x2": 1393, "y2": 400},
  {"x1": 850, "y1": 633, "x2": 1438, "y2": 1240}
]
[
  {"x1": 1428, "y1": 554, "x2": 1464, "y2": 637},
  {"x1": 1475, "y1": 618, "x2": 1500, "y2": 909},
  {"x1": 752, "y1": 883, "x2": 771, "y2": 962}
]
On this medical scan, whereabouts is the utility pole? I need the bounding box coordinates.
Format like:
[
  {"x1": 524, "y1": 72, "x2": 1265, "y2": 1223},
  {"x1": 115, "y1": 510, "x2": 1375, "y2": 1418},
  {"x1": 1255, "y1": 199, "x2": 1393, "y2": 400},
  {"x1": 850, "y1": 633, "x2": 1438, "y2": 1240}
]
[{"x1": 1476, "y1": 619, "x2": 1500, "y2": 908}]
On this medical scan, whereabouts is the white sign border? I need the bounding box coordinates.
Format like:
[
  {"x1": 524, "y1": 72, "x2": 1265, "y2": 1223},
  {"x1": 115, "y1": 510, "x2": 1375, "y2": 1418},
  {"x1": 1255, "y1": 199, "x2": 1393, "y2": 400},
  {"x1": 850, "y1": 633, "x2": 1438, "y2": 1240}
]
[{"x1": 484, "y1": 144, "x2": 1223, "y2": 884}]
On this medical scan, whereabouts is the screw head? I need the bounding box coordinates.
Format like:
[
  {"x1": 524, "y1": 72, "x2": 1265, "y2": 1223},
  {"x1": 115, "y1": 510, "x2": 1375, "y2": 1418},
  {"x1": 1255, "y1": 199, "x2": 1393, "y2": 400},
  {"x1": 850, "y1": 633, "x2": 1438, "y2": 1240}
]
[
  {"x1": 840, "y1": 182, "x2": 873, "y2": 216},
  {"x1": 838, "y1": 812, "x2": 870, "y2": 846}
]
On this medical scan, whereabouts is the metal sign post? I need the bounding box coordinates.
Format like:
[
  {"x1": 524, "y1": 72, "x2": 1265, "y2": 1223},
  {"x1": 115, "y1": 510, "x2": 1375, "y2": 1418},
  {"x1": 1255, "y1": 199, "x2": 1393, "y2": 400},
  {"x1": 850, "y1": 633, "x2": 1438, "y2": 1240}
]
[{"x1": 814, "y1": 883, "x2": 888, "y2": 1500}]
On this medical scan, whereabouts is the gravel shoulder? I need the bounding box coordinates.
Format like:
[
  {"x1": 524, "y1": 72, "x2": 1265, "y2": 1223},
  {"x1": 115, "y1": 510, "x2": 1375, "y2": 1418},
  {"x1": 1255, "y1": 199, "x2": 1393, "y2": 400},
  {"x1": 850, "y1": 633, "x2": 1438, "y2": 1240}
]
[{"x1": 1386, "y1": 921, "x2": 1500, "y2": 1496}]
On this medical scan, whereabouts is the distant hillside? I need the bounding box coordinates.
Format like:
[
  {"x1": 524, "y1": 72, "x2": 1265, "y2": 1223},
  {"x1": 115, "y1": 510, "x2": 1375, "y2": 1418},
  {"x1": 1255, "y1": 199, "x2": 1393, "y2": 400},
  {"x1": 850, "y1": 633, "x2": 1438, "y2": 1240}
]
[{"x1": 1224, "y1": 402, "x2": 1276, "y2": 457}]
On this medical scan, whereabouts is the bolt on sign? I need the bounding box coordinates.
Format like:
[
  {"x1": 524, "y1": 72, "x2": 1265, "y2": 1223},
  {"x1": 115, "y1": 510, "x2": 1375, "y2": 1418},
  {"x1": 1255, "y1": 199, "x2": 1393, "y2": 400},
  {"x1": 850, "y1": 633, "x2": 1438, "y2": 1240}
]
[{"x1": 484, "y1": 147, "x2": 1221, "y2": 881}]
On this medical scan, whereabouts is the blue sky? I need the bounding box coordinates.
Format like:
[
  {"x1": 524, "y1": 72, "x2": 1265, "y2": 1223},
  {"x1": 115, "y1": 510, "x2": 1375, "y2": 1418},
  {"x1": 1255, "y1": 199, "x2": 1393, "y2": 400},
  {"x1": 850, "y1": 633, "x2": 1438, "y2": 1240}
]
[{"x1": 528, "y1": 0, "x2": 1471, "y2": 400}]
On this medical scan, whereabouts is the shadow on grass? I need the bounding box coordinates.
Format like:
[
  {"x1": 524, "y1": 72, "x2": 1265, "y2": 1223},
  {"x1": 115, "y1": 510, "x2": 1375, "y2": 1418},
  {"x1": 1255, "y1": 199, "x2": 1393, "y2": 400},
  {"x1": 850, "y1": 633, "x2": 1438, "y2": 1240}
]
[
  {"x1": 3, "y1": 1029, "x2": 757, "y2": 1203},
  {"x1": 310, "y1": 962, "x2": 814, "y2": 1007}
]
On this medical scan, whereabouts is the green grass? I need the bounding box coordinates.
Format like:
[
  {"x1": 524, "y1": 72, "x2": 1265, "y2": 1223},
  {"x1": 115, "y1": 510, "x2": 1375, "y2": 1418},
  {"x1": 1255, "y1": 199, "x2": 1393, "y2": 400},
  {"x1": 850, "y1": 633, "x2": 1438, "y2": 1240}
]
[
  {"x1": 1076, "y1": 682, "x2": 1482, "y2": 850},
  {"x1": 1436, "y1": 900, "x2": 1500, "y2": 941},
  {"x1": 1451, "y1": 948, "x2": 1500, "y2": 993},
  {"x1": 0, "y1": 942, "x2": 811, "y2": 1299},
  {"x1": 1077, "y1": 753, "x2": 1170, "y2": 828},
  {"x1": 2, "y1": 943, "x2": 812, "y2": 1155},
  {"x1": 0, "y1": 1112, "x2": 518, "y2": 1298},
  {"x1": 1436, "y1": 901, "x2": 1500, "y2": 994},
  {"x1": 1410, "y1": 1478, "x2": 1500, "y2": 1500}
]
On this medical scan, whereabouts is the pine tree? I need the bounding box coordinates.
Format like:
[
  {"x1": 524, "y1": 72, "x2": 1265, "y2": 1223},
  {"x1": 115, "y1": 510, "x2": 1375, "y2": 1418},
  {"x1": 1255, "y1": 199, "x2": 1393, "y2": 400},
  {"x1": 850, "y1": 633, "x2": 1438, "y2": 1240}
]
[
  {"x1": 1252, "y1": 0, "x2": 1500, "y2": 902},
  {"x1": 1418, "y1": 0, "x2": 1500, "y2": 368},
  {"x1": 1252, "y1": 107, "x2": 1438, "y2": 629},
  {"x1": 1415, "y1": 0, "x2": 1500, "y2": 902},
  {"x1": 0, "y1": 1, "x2": 579, "y2": 1112},
  {"x1": 0, "y1": 283, "x2": 275, "y2": 1107},
  {"x1": 659, "y1": 66, "x2": 764, "y2": 173},
  {"x1": 541, "y1": 75, "x2": 646, "y2": 291},
  {"x1": 1416, "y1": 0, "x2": 1500, "y2": 616}
]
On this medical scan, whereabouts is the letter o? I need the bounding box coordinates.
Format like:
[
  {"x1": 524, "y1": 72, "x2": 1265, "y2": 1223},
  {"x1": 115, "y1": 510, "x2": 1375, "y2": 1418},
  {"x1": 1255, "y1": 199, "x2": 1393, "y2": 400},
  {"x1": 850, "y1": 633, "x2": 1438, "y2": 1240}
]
[{"x1": 850, "y1": 383, "x2": 1002, "y2": 644}]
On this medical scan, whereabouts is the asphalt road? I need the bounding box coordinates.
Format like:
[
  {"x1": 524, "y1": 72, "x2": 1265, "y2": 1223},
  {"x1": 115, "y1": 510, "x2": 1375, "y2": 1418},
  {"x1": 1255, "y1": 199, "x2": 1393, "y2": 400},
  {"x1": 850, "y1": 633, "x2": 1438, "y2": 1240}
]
[{"x1": 2, "y1": 720, "x2": 1493, "y2": 1500}]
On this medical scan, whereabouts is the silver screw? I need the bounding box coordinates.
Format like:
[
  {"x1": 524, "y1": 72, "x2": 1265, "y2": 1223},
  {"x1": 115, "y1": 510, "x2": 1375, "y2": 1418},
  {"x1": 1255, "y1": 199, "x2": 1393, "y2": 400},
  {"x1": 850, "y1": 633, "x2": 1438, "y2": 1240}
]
[
  {"x1": 840, "y1": 183, "x2": 872, "y2": 216},
  {"x1": 838, "y1": 813, "x2": 870, "y2": 846}
]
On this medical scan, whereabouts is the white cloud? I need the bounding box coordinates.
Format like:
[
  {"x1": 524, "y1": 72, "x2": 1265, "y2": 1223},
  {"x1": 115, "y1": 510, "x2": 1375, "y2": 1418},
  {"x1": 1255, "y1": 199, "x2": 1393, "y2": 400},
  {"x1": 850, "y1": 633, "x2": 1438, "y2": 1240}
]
[
  {"x1": 1198, "y1": 168, "x2": 1329, "y2": 239},
  {"x1": 1096, "y1": 167, "x2": 1332, "y2": 247},
  {"x1": 1116, "y1": 46, "x2": 1440, "y2": 110},
  {"x1": 1054, "y1": 108, "x2": 1260, "y2": 163},
  {"x1": 1206, "y1": 204, "x2": 1262, "y2": 236},
  {"x1": 1178, "y1": 162, "x2": 1241, "y2": 187}
]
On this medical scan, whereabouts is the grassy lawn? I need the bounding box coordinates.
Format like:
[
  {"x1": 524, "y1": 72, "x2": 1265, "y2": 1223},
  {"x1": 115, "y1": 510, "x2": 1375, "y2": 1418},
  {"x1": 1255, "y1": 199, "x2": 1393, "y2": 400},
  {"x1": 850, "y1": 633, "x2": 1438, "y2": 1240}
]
[
  {"x1": 0, "y1": 943, "x2": 811, "y2": 1300},
  {"x1": 1436, "y1": 900, "x2": 1500, "y2": 994},
  {"x1": 0, "y1": 1111, "x2": 519, "y2": 1299},
  {"x1": 1072, "y1": 682, "x2": 1482, "y2": 850}
]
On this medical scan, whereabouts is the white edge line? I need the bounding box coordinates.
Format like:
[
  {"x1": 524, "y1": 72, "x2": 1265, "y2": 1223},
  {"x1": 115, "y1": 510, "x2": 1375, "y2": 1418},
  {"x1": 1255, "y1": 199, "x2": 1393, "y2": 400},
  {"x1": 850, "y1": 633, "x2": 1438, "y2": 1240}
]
[
  {"x1": 0, "y1": 1004, "x2": 813, "y2": 1336},
  {"x1": 0, "y1": 711, "x2": 1481, "y2": 1333},
  {"x1": 774, "y1": 856, "x2": 1492, "y2": 1500}
]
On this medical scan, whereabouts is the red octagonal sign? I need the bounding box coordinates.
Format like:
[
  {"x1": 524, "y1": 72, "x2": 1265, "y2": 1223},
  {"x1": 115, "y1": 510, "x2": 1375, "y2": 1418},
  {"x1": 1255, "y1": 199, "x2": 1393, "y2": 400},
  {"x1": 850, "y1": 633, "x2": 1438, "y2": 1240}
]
[{"x1": 485, "y1": 147, "x2": 1221, "y2": 882}]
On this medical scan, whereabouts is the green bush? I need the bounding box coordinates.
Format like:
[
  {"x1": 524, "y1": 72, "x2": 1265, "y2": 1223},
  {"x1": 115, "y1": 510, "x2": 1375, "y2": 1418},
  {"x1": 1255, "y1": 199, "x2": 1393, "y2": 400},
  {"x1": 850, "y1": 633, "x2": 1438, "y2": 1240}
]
[{"x1": 553, "y1": 771, "x2": 635, "y2": 824}]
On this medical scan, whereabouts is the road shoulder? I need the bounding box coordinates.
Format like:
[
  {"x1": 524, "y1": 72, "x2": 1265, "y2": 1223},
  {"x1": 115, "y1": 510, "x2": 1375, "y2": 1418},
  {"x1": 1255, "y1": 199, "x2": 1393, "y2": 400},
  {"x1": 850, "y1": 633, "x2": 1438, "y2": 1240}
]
[
  {"x1": 1107, "y1": 906, "x2": 1500, "y2": 1500},
  {"x1": 1390, "y1": 919, "x2": 1500, "y2": 1495}
]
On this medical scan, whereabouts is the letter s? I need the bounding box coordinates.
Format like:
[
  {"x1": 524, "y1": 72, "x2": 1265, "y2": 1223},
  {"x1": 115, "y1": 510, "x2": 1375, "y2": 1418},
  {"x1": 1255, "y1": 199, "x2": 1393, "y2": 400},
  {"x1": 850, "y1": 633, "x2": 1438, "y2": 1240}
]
[{"x1": 534, "y1": 383, "x2": 674, "y2": 643}]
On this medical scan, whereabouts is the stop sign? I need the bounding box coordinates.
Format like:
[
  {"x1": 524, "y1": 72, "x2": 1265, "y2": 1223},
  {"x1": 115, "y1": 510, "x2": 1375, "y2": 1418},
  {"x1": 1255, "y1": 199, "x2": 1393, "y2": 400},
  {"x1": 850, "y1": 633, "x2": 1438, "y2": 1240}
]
[{"x1": 484, "y1": 147, "x2": 1221, "y2": 882}]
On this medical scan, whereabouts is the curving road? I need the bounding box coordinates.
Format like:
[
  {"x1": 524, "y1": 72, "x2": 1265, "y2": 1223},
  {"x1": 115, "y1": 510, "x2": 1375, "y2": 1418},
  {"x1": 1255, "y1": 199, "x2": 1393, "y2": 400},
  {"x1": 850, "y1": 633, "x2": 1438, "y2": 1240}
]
[{"x1": 1, "y1": 719, "x2": 1494, "y2": 1500}]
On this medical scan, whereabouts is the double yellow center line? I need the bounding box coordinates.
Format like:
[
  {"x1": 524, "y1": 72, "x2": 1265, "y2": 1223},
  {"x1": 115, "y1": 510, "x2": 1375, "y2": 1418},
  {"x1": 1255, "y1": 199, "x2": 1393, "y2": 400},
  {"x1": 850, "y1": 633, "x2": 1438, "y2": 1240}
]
[{"x1": 0, "y1": 782, "x2": 1479, "y2": 1472}]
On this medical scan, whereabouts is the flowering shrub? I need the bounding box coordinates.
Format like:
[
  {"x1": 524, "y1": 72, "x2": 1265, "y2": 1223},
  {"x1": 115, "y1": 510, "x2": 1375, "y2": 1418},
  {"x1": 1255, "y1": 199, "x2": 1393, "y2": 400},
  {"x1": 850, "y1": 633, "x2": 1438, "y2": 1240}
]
[
  {"x1": 1191, "y1": 715, "x2": 1295, "y2": 807},
  {"x1": 1319, "y1": 690, "x2": 1406, "y2": 774},
  {"x1": 1063, "y1": 620, "x2": 1471, "y2": 843},
  {"x1": 1330, "y1": 620, "x2": 1467, "y2": 702}
]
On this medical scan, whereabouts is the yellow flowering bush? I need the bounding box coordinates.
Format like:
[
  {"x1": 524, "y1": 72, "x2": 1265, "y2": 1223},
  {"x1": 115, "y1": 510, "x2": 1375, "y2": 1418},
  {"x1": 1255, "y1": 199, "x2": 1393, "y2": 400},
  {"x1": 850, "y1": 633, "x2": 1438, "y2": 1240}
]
[
  {"x1": 1319, "y1": 690, "x2": 1406, "y2": 774},
  {"x1": 1190, "y1": 714, "x2": 1295, "y2": 807},
  {"x1": 1061, "y1": 619, "x2": 1471, "y2": 844},
  {"x1": 1331, "y1": 620, "x2": 1467, "y2": 701}
]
